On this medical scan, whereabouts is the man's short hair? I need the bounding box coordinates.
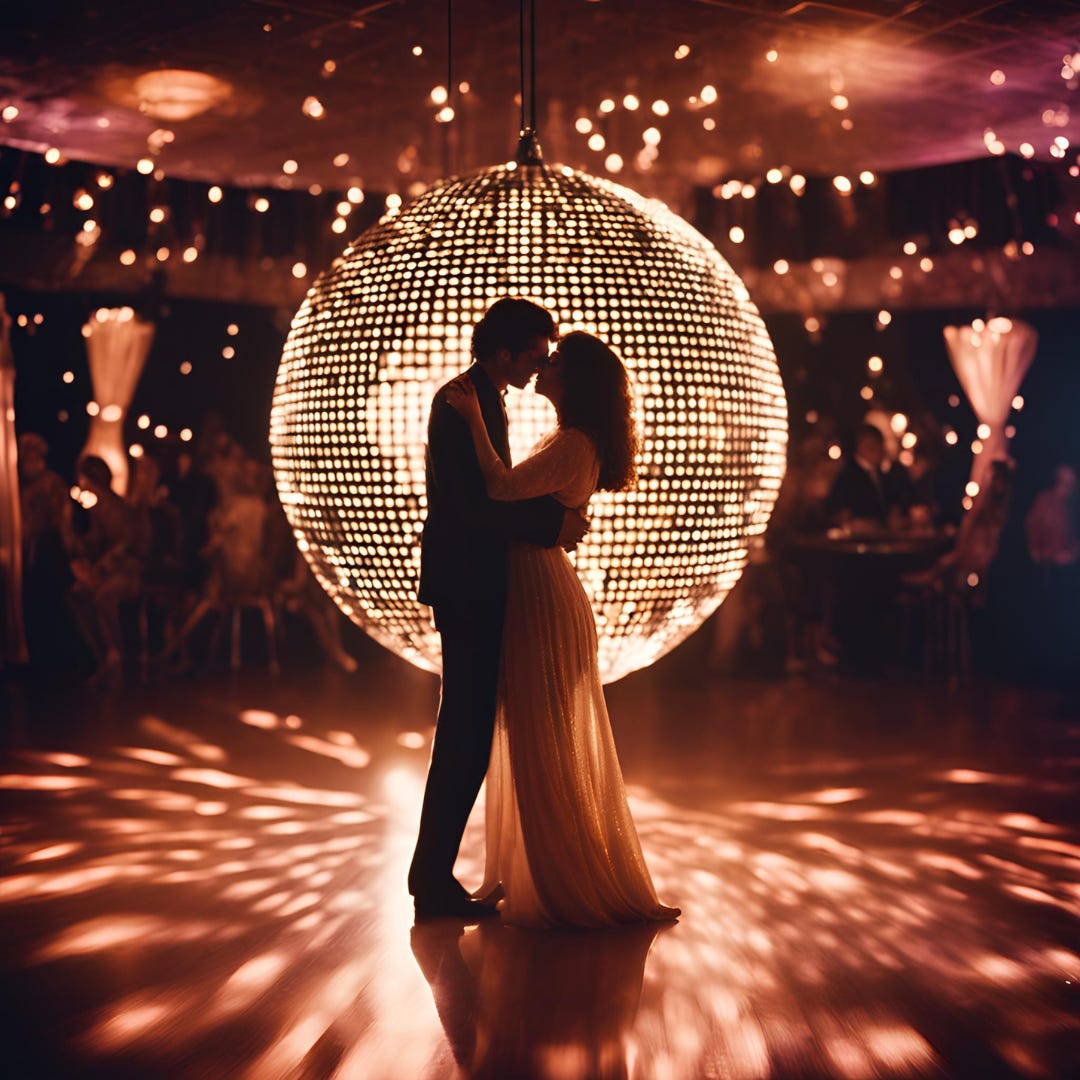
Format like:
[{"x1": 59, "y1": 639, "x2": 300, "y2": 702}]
[
  {"x1": 855, "y1": 422, "x2": 885, "y2": 447},
  {"x1": 471, "y1": 298, "x2": 556, "y2": 363}
]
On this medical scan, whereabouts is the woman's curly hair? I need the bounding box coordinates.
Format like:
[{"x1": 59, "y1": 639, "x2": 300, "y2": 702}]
[{"x1": 557, "y1": 332, "x2": 638, "y2": 492}]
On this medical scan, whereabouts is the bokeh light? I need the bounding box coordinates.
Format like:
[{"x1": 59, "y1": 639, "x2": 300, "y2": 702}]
[{"x1": 271, "y1": 161, "x2": 787, "y2": 682}]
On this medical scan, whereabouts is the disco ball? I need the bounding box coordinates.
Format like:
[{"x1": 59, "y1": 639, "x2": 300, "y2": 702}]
[{"x1": 270, "y1": 160, "x2": 787, "y2": 683}]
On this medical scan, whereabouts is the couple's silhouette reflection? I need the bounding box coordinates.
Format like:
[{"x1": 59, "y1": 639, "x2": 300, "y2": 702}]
[{"x1": 411, "y1": 918, "x2": 665, "y2": 1079}]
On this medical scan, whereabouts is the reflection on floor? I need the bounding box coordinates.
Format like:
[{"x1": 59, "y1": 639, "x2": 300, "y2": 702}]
[{"x1": 2, "y1": 642, "x2": 1079, "y2": 1079}]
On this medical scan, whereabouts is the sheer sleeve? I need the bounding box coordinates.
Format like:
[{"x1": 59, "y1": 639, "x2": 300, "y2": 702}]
[{"x1": 486, "y1": 428, "x2": 596, "y2": 503}]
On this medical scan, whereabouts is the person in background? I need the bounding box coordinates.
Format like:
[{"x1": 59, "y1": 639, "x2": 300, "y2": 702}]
[
  {"x1": 1025, "y1": 463, "x2": 1079, "y2": 681},
  {"x1": 824, "y1": 423, "x2": 891, "y2": 531},
  {"x1": 69, "y1": 455, "x2": 142, "y2": 683},
  {"x1": 1026, "y1": 464, "x2": 1079, "y2": 569}
]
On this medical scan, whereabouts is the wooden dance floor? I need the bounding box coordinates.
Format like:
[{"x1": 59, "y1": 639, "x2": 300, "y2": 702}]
[{"x1": 2, "y1": 641, "x2": 1079, "y2": 1079}]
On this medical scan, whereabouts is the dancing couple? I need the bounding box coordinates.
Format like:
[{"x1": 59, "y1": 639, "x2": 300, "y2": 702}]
[{"x1": 408, "y1": 297, "x2": 678, "y2": 929}]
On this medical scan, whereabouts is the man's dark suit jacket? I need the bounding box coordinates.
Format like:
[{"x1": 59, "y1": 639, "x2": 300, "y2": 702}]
[
  {"x1": 824, "y1": 459, "x2": 888, "y2": 525},
  {"x1": 417, "y1": 364, "x2": 564, "y2": 618}
]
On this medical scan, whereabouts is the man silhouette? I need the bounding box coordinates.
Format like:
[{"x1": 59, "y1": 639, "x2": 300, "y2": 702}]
[{"x1": 408, "y1": 298, "x2": 586, "y2": 920}]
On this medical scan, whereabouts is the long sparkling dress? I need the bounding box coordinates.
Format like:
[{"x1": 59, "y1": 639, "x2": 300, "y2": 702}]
[{"x1": 476, "y1": 427, "x2": 679, "y2": 928}]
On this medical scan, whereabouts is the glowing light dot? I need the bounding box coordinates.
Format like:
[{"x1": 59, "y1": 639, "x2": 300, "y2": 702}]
[
  {"x1": 227, "y1": 324, "x2": 239, "y2": 336},
  {"x1": 967, "y1": 572, "x2": 980, "y2": 587},
  {"x1": 860, "y1": 386, "x2": 873, "y2": 400},
  {"x1": 1, "y1": 105, "x2": 19, "y2": 122},
  {"x1": 920, "y1": 257, "x2": 934, "y2": 272},
  {"x1": 805, "y1": 316, "x2": 821, "y2": 333},
  {"x1": 901, "y1": 431, "x2": 917, "y2": 449},
  {"x1": 208, "y1": 186, "x2": 223, "y2": 203},
  {"x1": 1022, "y1": 241, "x2": 1034, "y2": 255},
  {"x1": 604, "y1": 153, "x2": 624, "y2": 173},
  {"x1": 728, "y1": 226, "x2": 745, "y2": 243},
  {"x1": 222, "y1": 346, "x2": 235, "y2": 359},
  {"x1": 282, "y1": 159, "x2": 298, "y2": 174},
  {"x1": 136, "y1": 157, "x2": 154, "y2": 174},
  {"x1": 156, "y1": 246, "x2": 170, "y2": 262},
  {"x1": 962, "y1": 496, "x2": 974, "y2": 510},
  {"x1": 292, "y1": 261, "x2": 308, "y2": 279},
  {"x1": 599, "y1": 98, "x2": 615, "y2": 114},
  {"x1": 859, "y1": 170, "x2": 876, "y2": 185},
  {"x1": 129, "y1": 444, "x2": 143, "y2": 458},
  {"x1": 100, "y1": 404, "x2": 122, "y2": 423},
  {"x1": 623, "y1": 94, "x2": 640, "y2": 111},
  {"x1": 119, "y1": 249, "x2": 137, "y2": 266},
  {"x1": 833, "y1": 175, "x2": 853, "y2": 194},
  {"x1": 700, "y1": 85, "x2": 718, "y2": 105},
  {"x1": 302, "y1": 96, "x2": 325, "y2": 119},
  {"x1": 1012, "y1": 395, "x2": 1024, "y2": 410},
  {"x1": 822, "y1": 271, "x2": 838, "y2": 287},
  {"x1": 73, "y1": 190, "x2": 94, "y2": 211},
  {"x1": 385, "y1": 193, "x2": 402, "y2": 210},
  {"x1": 642, "y1": 127, "x2": 661, "y2": 146},
  {"x1": 702, "y1": 118, "x2": 716, "y2": 131},
  {"x1": 651, "y1": 99, "x2": 669, "y2": 116},
  {"x1": 889, "y1": 266, "x2": 903, "y2": 279},
  {"x1": 412, "y1": 45, "x2": 423, "y2": 56},
  {"x1": 253, "y1": 197, "x2": 270, "y2": 213},
  {"x1": 2, "y1": 195, "x2": 15, "y2": 210},
  {"x1": 877, "y1": 309, "x2": 892, "y2": 327},
  {"x1": 575, "y1": 117, "x2": 593, "y2": 134},
  {"x1": 945, "y1": 430, "x2": 958, "y2": 445},
  {"x1": 867, "y1": 355, "x2": 883, "y2": 373},
  {"x1": 966, "y1": 481, "x2": 981, "y2": 497},
  {"x1": 179, "y1": 361, "x2": 192, "y2": 375},
  {"x1": 890, "y1": 413, "x2": 908, "y2": 434},
  {"x1": 587, "y1": 133, "x2": 606, "y2": 151},
  {"x1": 903, "y1": 241, "x2": 918, "y2": 254},
  {"x1": 830, "y1": 94, "x2": 849, "y2": 110},
  {"x1": 137, "y1": 414, "x2": 150, "y2": 430},
  {"x1": 741, "y1": 184, "x2": 757, "y2": 199},
  {"x1": 773, "y1": 259, "x2": 789, "y2": 274},
  {"x1": 180, "y1": 428, "x2": 193, "y2": 442},
  {"x1": 789, "y1": 174, "x2": 806, "y2": 194},
  {"x1": 45, "y1": 148, "x2": 62, "y2": 165},
  {"x1": 990, "y1": 70, "x2": 1006, "y2": 85},
  {"x1": 332, "y1": 217, "x2": 348, "y2": 234},
  {"x1": 435, "y1": 106, "x2": 455, "y2": 123},
  {"x1": 674, "y1": 44, "x2": 691, "y2": 59},
  {"x1": 828, "y1": 444, "x2": 842, "y2": 460},
  {"x1": 86, "y1": 401, "x2": 100, "y2": 417},
  {"x1": 971, "y1": 440, "x2": 984, "y2": 454},
  {"x1": 765, "y1": 49, "x2": 779, "y2": 63},
  {"x1": 976, "y1": 423, "x2": 991, "y2": 439},
  {"x1": 149, "y1": 207, "x2": 166, "y2": 223},
  {"x1": 766, "y1": 168, "x2": 783, "y2": 184},
  {"x1": 182, "y1": 246, "x2": 198, "y2": 263},
  {"x1": 430, "y1": 85, "x2": 448, "y2": 105},
  {"x1": 1020, "y1": 142, "x2": 1035, "y2": 158},
  {"x1": 154, "y1": 424, "x2": 167, "y2": 439}
]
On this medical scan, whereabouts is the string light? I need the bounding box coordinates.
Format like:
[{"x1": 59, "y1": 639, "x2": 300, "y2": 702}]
[{"x1": 271, "y1": 160, "x2": 787, "y2": 683}]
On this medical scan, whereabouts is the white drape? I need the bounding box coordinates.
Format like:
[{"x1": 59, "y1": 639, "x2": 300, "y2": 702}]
[
  {"x1": 81, "y1": 308, "x2": 154, "y2": 496},
  {"x1": 942, "y1": 317, "x2": 1036, "y2": 491},
  {"x1": 0, "y1": 293, "x2": 28, "y2": 665}
]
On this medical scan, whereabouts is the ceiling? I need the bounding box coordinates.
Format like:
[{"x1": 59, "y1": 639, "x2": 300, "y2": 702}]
[{"x1": 2, "y1": 0, "x2": 1079, "y2": 203}]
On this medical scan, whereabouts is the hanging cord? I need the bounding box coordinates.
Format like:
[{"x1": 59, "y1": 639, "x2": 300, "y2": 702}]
[
  {"x1": 516, "y1": 0, "x2": 543, "y2": 162},
  {"x1": 519, "y1": 0, "x2": 528, "y2": 132}
]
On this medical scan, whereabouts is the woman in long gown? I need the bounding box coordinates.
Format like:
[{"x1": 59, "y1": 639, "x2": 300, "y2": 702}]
[{"x1": 445, "y1": 331, "x2": 679, "y2": 929}]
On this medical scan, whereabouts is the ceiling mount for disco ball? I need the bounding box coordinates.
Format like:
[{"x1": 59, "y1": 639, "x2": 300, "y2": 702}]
[{"x1": 270, "y1": 149, "x2": 788, "y2": 683}]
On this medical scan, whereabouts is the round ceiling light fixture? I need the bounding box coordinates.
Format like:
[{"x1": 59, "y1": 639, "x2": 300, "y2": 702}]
[
  {"x1": 271, "y1": 151, "x2": 788, "y2": 683},
  {"x1": 131, "y1": 69, "x2": 233, "y2": 121}
]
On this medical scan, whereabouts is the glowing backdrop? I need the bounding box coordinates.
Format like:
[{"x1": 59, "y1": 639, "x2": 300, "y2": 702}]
[{"x1": 270, "y1": 162, "x2": 787, "y2": 682}]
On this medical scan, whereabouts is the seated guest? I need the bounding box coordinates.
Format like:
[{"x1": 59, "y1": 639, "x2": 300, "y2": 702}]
[
  {"x1": 824, "y1": 423, "x2": 891, "y2": 530},
  {"x1": 69, "y1": 456, "x2": 143, "y2": 682}
]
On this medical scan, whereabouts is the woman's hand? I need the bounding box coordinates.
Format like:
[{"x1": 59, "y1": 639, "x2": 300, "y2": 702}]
[{"x1": 444, "y1": 374, "x2": 482, "y2": 422}]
